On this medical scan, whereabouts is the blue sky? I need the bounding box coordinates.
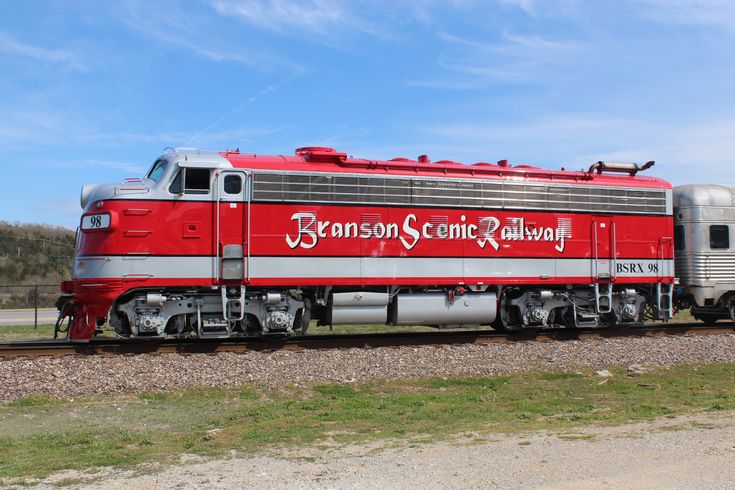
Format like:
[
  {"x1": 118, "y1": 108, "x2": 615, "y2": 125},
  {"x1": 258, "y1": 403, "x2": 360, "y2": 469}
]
[{"x1": 1, "y1": 0, "x2": 734, "y2": 229}]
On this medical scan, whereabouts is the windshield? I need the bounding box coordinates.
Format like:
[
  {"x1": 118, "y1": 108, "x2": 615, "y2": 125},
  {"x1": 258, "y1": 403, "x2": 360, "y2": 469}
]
[{"x1": 147, "y1": 160, "x2": 167, "y2": 182}]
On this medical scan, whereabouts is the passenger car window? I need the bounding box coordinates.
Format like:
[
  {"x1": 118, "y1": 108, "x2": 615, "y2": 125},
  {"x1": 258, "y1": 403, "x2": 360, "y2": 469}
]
[
  {"x1": 224, "y1": 175, "x2": 242, "y2": 195},
  {"x1": 710, "y1": 225, "x2": 729, "y2": 249},
  {"x1": 674, "y1": 225, "x2": 685, "y2": 251}
]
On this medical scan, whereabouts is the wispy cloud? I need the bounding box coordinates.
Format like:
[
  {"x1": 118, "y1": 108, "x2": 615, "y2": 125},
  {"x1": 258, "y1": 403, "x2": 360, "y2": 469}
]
[
  {"x1": 578, "y1": 119, "x2": 735, "y2": 185},
  {"x1": 209, "y1": 0, "x2": 389, "y2": 39},
  {"x1": 0, "y1": 105, "x2": 286, "y2": 152},
  {"x1": 405, "y1": 78, "x2": 487, "y2": 91},
  {"x1": 118, "y1": 125, "x2": 288, "y2": 149},
  {"x1": 31, "y1": 198, "x2": 85, "y2": 229},
  {"x1": 210, "y1": 0, "x2": 344, "y2": 34},
  {"x1": 421, "y1": 114, "x2": 647, "y2": 165},
  {"x1": 116, "y1": 1, "x2": 303, "y2": 72},
  {"x1": 498, "y1": 0, "x2": 537, "y2": 16},
  {"x1": 410, "y1": 29, "x2": 582, "y2": 87},
  {"x1": 424, "y1": 114, "x2": 634, "y2": 144},
  {"x1": 193, "y1": 71, "x2": 302, "y2": 140},
  {"x1": 419, "y1": 113, "x2": 735, "y2": 184},
  {"x1": 154, "y1": 32, "x2": 261, "y2": 66},
  {"x1": 639, "y1": 0, "x2": 735, "y2": 31},
  {"x1": 0, "y1": 31, "x2": 85, "y2": 71},
  {"x1": 83, "y1": 159, "x2": 147, "y2": 174},
  {"x1": 38, "y1": 159, "x2": 147, "y2": 175},
  {"x1": 408, "y1": 0, "x2": 735, "y2": 90},
  {"x1": 0, "y1": 110, "x2": 105, "y2": 147}
]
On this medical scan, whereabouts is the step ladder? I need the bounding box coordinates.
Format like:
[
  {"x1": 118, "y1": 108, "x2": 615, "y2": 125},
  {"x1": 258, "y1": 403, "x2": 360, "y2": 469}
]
[
  {"x1": 594, "y1": 282, "x2": 613, "y2": 314},
  {"x1": 657, "y1": 282, "x2": 673, "y2": 321},
  {"x1": 222, "y1": 286, "x2": 246, "y2": 322},
  {"x1": 571, "y1": 301, "x2": 600, "y2": 327},
  {"x1": 192, "y1": 286, "x2": 246, "y2": 338}
]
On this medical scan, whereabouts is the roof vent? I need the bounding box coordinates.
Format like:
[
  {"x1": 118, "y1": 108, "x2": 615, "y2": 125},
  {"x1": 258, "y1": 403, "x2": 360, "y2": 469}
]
[{"x1": 295, "y1": 147, "x2": 348, "y2": 163}]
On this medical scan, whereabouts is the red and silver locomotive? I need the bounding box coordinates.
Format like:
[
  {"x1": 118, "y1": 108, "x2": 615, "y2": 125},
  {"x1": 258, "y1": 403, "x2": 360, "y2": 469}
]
[{"x1": 58, "y1": 147, "x2": 675, "y2": 341}]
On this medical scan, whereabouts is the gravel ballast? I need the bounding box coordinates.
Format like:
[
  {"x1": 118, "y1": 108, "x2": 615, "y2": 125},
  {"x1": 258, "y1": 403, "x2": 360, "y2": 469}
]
[{"x1": 1, "y1": 334, "x2": 735, "y2": 403}]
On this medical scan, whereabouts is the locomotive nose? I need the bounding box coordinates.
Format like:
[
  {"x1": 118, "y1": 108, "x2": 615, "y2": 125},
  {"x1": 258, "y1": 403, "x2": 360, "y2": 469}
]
[{"x1": 80, "y1": 184, "x2": 101, "y2": 209}]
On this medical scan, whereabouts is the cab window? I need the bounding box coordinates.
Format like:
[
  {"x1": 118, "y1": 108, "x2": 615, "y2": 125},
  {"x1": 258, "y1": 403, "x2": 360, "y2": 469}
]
[
  {"x1": 147, "y1": 160, "x2": 167, "y2": 182},
  {"x1": 168, "y1": 168, "x2": 211, "y2": 195},
  {"x1": 710, "y1": 225, "x2": 729, "y2": 249},
  {"x1": 185, "y1": 169, "x2": 211, "y2": 193},
  {"x1": 224, "y1": 174, "x2": 242, "y2": 194}
]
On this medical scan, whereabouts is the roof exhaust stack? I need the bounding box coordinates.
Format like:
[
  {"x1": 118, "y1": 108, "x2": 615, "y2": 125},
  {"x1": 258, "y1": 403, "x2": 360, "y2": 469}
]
[{"x1": 587, "y1": 160, "x2": 655, "y2": 176}]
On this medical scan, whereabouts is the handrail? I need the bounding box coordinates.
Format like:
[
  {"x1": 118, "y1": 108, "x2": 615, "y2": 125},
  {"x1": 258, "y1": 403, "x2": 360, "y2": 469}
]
[
  {"x1": 612, "y1": 221, "x2": 617, "y2": 280},
  {"x1": 215, "y1": 172, "x2": 221, "y2": 282},
  {"x1": 592, "y1": 220, "x2": 599, "y2": 279},
  {"x1": 336, "y1": 158, "x2": 596, "y2": 182},
  {"x1": 246, "y1": 172, "x2": 252, "y2": 283}
]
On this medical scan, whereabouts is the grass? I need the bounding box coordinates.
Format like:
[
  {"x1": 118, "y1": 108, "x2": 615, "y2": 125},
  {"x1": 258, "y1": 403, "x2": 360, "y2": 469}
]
[
  {"x1": 0, "y1": 323, "x2": 118, "y2": 341},
  {"x1": 0, "y1": 323, "x2": 58, "y2": 341},
  {"x1": 0, "y1": 363, "x2": 734, "y2": 482}
]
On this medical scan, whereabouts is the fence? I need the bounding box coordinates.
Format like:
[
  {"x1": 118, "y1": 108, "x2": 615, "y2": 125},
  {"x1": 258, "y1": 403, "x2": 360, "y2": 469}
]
[{"x1": 0, "y1": 284, "x2": 60, "y2": 329}]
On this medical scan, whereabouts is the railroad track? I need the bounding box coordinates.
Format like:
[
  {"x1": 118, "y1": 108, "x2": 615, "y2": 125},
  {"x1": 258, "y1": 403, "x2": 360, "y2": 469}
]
[{"x1": 1, "y1": 323, "x2": 735, "y2": 358}]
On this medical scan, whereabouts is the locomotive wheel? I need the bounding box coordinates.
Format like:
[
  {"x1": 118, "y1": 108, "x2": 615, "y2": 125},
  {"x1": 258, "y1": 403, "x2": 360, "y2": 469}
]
[
  {"x1": 694, "y1": 314, "x2": 719, "y2": 325},
  {"x1": 491, "y1": 313, "x2": 507, "y2": 331},
  {"x1": 243, "y1": 314, "x2": 263, "y2": 335},
  {"x1": 295, "y1": 298, "x2": 312, "y2": 335}
]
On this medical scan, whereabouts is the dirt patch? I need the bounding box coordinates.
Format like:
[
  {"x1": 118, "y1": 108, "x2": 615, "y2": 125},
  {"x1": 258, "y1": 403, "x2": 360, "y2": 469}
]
[{"x1": 17, "y1": 412, "x2": 735, "y2": 489}]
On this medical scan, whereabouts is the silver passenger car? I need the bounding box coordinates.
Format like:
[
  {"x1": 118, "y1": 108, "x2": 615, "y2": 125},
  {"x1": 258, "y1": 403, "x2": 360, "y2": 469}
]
[{"x1": 674, "y1": 185, "x2": 735, "y2": 322}]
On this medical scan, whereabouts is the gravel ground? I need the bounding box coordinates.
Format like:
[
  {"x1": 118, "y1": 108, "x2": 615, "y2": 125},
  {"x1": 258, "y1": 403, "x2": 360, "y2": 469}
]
[
  {"x1": 2, "y1": 333, "x2": 735, "y2": 403},
  {"x1": 31, "y1": 413, "x2": 735, "y2": 489}
]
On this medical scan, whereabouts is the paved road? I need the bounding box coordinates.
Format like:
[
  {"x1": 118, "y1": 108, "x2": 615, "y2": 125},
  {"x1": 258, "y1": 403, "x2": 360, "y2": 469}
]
[{"x1": 0, "y1": 308, "x2": 58, "y2": 326}]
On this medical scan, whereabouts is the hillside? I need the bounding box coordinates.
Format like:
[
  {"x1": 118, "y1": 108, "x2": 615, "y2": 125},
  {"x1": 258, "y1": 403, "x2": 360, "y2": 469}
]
[{"x1": 0, "y1": 222, "x2": 75, "y2": 286}]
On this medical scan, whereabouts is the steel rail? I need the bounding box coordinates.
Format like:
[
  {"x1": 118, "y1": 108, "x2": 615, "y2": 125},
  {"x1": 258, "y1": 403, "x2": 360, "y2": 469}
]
[{"x1": 1, "y1": 323, "x2": 734, "y2": 358}]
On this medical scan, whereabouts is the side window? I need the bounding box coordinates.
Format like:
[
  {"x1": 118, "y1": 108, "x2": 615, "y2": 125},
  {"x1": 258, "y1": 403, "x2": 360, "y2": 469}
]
[
  {"x1": 169, "y1": 170, "x2": 182, "y2": 194},
  {"x1": 184, "y1": 169, "x2": 211, "y2": 194},
  {"x1": 168, "y1": 169, "x2": 211, "y2": 195},
  {"x1": 224, "y1": 174, "x2": 242, "y2": 195},
  {"x1": 710, "y1": 225, "x2": 729, "y2": 249},
  {"x1": 674, "y1": 225, "x2": 685, "y2": 251}
]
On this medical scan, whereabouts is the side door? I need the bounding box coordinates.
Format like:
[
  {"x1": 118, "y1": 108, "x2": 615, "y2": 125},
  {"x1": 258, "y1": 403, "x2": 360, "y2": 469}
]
[
  {"x1": 216, "y1": 170, "x2": 249, "y2": 283},
  {"x1": 591, "y1": 216, "x2": 616, "y2": 281}
]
